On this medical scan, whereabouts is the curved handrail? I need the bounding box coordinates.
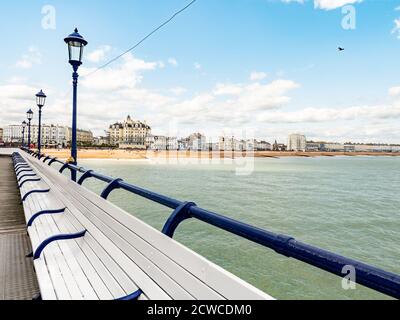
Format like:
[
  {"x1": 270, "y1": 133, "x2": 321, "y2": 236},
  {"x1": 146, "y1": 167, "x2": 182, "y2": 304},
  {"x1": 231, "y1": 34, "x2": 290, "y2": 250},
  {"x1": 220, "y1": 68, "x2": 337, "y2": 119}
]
[{"x1": 18, "y1": 148, "x2": 400, "y2": 299}]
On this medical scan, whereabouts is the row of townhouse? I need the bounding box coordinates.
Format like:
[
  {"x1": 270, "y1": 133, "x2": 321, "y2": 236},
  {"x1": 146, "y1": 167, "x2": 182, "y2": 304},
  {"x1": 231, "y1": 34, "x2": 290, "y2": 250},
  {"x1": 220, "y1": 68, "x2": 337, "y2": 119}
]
[{"x1": 2, "y1": 124, "x2": 93, "y2": 147}]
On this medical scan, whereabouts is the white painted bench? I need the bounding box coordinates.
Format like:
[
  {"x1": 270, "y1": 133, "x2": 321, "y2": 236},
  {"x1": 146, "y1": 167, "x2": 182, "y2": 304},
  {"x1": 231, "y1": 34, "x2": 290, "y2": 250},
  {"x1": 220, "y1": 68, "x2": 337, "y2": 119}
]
[{"x1": 14, "y1": 152, "x2": 273, "y2": 300}]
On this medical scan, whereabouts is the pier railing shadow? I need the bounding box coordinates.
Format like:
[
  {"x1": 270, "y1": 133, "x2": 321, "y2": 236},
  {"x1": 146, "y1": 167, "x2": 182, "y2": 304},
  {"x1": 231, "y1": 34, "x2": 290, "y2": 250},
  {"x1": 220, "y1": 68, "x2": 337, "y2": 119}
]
[{"x1": 22, "y1": 147, "x2": 400, "y2": 299}]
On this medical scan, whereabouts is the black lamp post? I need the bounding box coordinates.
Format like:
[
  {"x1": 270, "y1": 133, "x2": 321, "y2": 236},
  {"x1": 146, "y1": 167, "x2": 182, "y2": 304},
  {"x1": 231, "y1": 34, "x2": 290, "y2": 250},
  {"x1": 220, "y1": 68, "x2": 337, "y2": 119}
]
[
  {"x1": 36, "y1": 90, "x2": 47, "y2": 156},
  {"x1": 64, "y1": 28, "x2": 88, "y2": 182},
  {"x1": 21, "y1": 121, "x2": 27, "y2": 147},
  {"x1": 27, "y1": 109, "x2": 33, "y2": 149}
]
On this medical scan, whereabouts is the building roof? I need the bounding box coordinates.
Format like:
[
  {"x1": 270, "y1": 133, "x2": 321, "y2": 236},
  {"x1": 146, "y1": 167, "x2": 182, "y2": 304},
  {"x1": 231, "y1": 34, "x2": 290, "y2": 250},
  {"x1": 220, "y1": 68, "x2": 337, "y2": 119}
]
[{"x1": 109, "y1": 115, "x2": 151, "y2": 130}]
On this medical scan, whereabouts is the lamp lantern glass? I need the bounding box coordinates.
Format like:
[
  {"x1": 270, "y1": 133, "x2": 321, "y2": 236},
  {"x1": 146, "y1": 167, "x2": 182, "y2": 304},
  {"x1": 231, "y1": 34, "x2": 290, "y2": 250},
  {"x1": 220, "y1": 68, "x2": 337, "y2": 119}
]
[
  {"x1": 64, "y1": 28, "x2": 88, "y2": 65},
  {"x1": 27, "y1": 109, "x2": 33, "y2": 120},
  {"x1": 36, "y1": 90, "x2": 47, "y2": 107}
]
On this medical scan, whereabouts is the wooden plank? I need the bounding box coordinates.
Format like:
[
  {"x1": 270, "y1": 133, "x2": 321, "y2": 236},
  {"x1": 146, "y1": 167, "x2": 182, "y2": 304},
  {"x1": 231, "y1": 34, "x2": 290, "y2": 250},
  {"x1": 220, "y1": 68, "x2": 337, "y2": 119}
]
[
  {"x1": 30, "y1": 162, "x2": 171, "y2": 300},
  {"x1": 64, "y1": 212, "x2": 138, "y2": 299},
  {"x1": 59, "y1": 214, "x2": 120, "y2": 300},
  {"x1": 35, "y1": 192, "x2": 113, "y2": 300},
  {"x1": 31, "y1": 160, "x2": 192, "y2": 299},
  {"x1": 51, "y1": 181, "x2": 221, "y2": 300},
  {"x1": 0, "y1": 156, "x2": 40, "y2": 300},
  {"x1": 21, "y1": 173, "x2": 139, "y2": 300},
  {"x1": 47, "y1": 185, "x2": 170, "y2": 299},
  {"x1": 33, "y1": 208, "x2": 84, "y2": 300},
  {"x1": 26, "y1": 195, "x2": 72, "y2": 300},
  {"x1": 23, "y1": 179, "x2": 99, "y2": 300},
  {"x1": 35, "y1": 193, "x2": 98, "y2": 300},
  {"x1": 53, "y1": 184, "x2": 196, "y2": 299},
  {"x1": 15, "y1": 181, "x2": 58, "y2": 300},
  {"x1": 24, "y1": 174, "x2": 143, "y2": 299}
]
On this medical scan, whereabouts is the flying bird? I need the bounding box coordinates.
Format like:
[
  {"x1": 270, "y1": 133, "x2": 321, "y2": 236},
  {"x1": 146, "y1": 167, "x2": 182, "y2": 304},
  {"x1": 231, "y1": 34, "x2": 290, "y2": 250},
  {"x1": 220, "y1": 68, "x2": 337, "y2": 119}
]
[{"x1": 338, "y1": 47, "x2": 345, "y2": 51}]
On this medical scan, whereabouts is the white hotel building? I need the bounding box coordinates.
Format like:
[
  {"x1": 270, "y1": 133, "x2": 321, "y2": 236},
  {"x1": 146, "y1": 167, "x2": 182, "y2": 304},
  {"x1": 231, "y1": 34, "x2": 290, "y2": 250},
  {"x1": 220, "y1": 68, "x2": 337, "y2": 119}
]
[{"x1": 287, "y1": 134, "x2": 306, "y2": 152}]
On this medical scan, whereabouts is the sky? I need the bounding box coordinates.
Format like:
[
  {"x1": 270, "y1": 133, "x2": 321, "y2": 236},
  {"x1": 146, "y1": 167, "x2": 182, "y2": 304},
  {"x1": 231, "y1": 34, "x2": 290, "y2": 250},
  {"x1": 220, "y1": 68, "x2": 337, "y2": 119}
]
[{"x1": 1, "y1": 0, "x2": 400, "y2": 143}]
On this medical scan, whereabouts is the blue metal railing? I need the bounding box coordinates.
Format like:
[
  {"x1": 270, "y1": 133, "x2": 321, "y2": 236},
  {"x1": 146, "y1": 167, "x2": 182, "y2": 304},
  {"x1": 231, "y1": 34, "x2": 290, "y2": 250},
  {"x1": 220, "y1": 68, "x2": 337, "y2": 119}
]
[{"x1": 20, "y1": 147, "x2": 400, "y2": 299}]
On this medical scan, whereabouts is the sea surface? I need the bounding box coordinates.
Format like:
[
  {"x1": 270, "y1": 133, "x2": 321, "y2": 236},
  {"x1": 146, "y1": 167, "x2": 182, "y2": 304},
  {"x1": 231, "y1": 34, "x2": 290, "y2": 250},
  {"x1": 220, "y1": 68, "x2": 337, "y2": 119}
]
[{"x1": 76, "y1": 156, "x2": 400, "y2": 300}]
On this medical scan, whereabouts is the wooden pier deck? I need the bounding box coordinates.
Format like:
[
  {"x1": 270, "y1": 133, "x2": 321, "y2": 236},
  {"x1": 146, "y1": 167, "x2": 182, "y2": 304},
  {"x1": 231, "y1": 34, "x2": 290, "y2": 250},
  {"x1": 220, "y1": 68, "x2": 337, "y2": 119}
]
[{"x1": 0, "y1": 155, "x2": 39, "y2": 300}]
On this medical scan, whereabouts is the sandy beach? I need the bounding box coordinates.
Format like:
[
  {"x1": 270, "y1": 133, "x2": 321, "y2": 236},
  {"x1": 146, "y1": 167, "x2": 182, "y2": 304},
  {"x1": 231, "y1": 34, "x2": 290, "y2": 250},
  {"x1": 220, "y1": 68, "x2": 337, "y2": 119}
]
[{"x1": 40, "y1": 148, "x2": 400, "y2": 161}]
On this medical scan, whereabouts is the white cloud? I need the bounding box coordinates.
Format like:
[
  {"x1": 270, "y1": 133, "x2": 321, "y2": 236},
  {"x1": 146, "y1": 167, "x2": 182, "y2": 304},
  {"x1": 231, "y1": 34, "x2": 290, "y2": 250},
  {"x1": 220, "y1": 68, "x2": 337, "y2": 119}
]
[
  {"x1": 214, "y1": 80, "x2": 299, "y2": 108},
  {"x1": 170, "y1": 87, "x2": 187, "y2": 95},
  {"x1": 0, "y1": 83, "x2": 42, "y2": 127},
  {"x1": 168, "y1": 58, "x2": 178, "y2": 67},
  {"x1": 86, "y1": 45, "x2": 112, "y2": 63},
  {"x1": 314, "y1": 0, "x2": 363, "y2": 10},
  {"x1": 214, "y1": 83, "x2": 244, "y2": 96},
  {"x1": 0, "y1": 84, "x2": 37, "y2": 100},
  {"x1": 280, "y1": 0, "x2": 362, "y2": 10},
  {"x1": 250, "y1": 71, "x2": 267, "y2": 81},
  {"x1": 392, "y1": 18, "x2": 400, "y2": 39},
  {"x1": 160, "y1": 79, "x2": 300, "y2": 129},
  {"x1": 194, "y1": 62, "x2": 201, "y2": 70},
  {"x1": 16, "y1": 46, "x2": 42, "y2": 69},
  {"x1": 389, "y1": 86, "x2": 400, "y2": 97},
  {"x1": 257, "y1": 104, "x2": 400, "y2": 123},
  {"x1": 80, "y1": 53, "x2": 161, "y2": 91}
]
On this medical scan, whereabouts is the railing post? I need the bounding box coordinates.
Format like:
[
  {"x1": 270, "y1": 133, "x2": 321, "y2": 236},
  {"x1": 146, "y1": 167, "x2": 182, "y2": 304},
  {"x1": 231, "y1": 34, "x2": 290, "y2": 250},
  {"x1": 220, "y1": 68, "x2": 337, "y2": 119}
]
[
  {"x1": 162, "y1": 202, "x2": 197, "y2": 238},
  {"x1": 77, "y1": 170, "x2": 94, "y2": 185},
  {"x1": 100, "y1": 178, "x2": 123, "y2": 199}
]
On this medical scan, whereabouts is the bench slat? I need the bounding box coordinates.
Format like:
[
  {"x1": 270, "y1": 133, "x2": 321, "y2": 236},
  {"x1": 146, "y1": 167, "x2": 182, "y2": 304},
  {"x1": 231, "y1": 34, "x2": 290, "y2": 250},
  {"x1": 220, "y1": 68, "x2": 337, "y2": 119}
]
[
  {"x1": 67, "y1": 216, "x2": 140, "y2": 299},
  {"x1": 32, "y1": 202, "x2": 84, "y2": 300},
  {"x1": 31, "y1": 160, "x2": 198, "y2": 300},
  {"x1": 47, "y1": 171, "x2": 270, "y2": 299},
  {"x1": 50, "y1": 179, "x2": 223, "y2": 300},
  {"x1": 34, "y1": 193, "x2": 114, "y2": 300},
  {"x1": 34, "y1": 191, "x2": 125, "y2": 300},
  {"x1": 28, "y1": 168, "x2": 171, "y2": 300},
  {"x1": 26, "y1": 196, "x2": 72, "y2": 300},
  {"x1": 36, "y1": 194, "x2": 99, "y2": 300}
]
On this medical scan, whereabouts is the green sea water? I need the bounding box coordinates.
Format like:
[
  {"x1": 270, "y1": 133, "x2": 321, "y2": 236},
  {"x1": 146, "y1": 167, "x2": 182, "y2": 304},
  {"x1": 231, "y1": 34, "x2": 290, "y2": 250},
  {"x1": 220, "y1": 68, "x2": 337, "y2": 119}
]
[{"x1": 77, "y1": 156, "x2": 400, "y2": 300}]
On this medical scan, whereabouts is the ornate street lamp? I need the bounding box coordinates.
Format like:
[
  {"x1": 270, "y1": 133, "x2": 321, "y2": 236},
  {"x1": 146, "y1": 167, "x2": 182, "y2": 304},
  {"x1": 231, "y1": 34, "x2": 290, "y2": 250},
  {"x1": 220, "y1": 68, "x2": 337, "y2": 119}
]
[
  {"x1": 36, "y1": 90, "x2": 47, "y2": 156},
  {"x1": 27, "y1": 109, "x2": 33, "y2": 149},
  {"x1": 64, "y1": 28, "x2": 88, "y2": 181},
  {"x1": 21, "y1": 121, "x2": 27, "y2": 147}
]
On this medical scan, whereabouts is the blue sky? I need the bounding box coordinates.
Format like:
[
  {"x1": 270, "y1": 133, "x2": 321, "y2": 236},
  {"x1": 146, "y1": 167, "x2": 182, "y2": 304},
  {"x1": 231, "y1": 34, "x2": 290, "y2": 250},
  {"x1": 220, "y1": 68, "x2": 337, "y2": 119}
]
[{"x1": 1, "y1": 0, "x2": 400, "y2": 143}]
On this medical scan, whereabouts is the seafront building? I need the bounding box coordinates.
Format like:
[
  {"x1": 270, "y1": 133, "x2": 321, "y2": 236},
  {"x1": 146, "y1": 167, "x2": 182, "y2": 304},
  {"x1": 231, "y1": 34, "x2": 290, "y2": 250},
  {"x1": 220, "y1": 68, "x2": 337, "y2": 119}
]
[
  {"x1": 321, "y1": 143, "x2": 344, "y2": 152},
  {"x1": 108, "y1": 115, "x2": 151, "y2": 149},
  {"x1": 287, "y1": 134, "x2": 306, "y2": 152},
  {"x1": 177, "y1": 133, "x2": 208, "y2": 151},
  {"x1": 350, "y1": 144, "x2": 400, "y2": 152},
  {"x1": 218, "y1": 136, "x2": 272, "y2": 151},
  {"x1": 219, "y1": 136, "x2": 240, "y2": 151},
  {"x1": 146, "y1": 135, "x2": 178, "y2": 151},
  {"x1": 305, "y1": 142, "x2": 321, "y2": 151},
  {"x1": 255, "y1": 140, "x2": 272, "y2": 151},
  {"x1": 2, "y1": 125, "x2": 23, "y2": 143},
  {"x1": 93, "y1": 136, "x2": 110, "y2": 146},
  {"x1": 2, "y1": 124, "x2": 93, "y2": 147},
  {"x1": 272, "y1": 140, "x2": 287, "y2": 151},
  {"x1": 305, "y1": 142, "x2": 400, "y2": 152}
]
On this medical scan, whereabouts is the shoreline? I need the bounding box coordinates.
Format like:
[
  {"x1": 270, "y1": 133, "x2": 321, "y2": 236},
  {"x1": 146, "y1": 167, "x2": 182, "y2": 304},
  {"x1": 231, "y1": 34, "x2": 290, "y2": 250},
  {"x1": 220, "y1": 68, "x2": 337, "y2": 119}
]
[{"x1": 40, "y1": 149, "x2": 400, "y2": 161}]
